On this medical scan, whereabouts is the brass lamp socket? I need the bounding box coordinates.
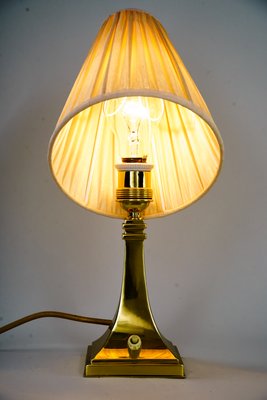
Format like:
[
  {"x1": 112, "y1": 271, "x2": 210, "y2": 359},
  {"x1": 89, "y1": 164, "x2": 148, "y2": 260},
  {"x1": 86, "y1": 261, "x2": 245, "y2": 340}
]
[{"x1": 116, "y1": 163, "x2": 153, "y2": 214}]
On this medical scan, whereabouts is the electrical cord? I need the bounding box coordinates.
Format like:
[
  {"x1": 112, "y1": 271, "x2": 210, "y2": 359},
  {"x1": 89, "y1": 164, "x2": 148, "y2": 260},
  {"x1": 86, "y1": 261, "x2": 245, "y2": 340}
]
[{"x1": 0, "y1": 311, "x2": 112, "y2": 334}]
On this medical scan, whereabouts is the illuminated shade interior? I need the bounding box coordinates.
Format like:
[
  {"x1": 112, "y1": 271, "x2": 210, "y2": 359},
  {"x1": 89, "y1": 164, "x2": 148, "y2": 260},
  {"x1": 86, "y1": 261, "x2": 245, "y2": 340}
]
[{"x1": 49, "y1": 9, "x2": 223, "y2": 219}]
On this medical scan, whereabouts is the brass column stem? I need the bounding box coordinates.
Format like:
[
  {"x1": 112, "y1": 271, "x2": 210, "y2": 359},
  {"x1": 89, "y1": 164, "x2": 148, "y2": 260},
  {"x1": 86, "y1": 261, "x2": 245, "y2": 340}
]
[{"x1": 113, "y1": 218, "x2": 157, "y2": 333}]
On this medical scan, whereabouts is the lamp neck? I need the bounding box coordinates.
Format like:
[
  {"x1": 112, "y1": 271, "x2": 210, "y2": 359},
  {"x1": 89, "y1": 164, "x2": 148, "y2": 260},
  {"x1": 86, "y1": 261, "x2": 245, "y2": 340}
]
[
  {"x1": 112, "y1": 217, "x2": 156, "y2": 333},
  {"x1": 127, "y1": 210, "x2": 142, "y2": 220}
]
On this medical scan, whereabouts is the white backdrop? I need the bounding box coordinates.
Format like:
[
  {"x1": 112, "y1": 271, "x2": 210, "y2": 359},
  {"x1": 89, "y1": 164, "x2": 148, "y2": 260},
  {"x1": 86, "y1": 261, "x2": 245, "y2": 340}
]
[{"x1": 1, "y1": 0, "x2": 267, "y2": 370}]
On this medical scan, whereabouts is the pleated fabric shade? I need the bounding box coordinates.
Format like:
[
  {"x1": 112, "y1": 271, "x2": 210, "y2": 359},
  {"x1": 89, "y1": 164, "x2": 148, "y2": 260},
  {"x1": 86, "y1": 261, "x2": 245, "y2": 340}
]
[{"x1": 49, "y1": 9, "x2": 223, "y2": 219}]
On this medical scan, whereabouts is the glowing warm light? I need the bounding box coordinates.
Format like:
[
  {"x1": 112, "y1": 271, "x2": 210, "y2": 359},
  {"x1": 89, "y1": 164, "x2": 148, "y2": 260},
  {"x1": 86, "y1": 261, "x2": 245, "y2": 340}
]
[
  {"x1": 104, "y1": 97, "x2": 164, "y2": 160},
  {"x1": 122, "y1": 98, "x2": 150, "y2": 121}
]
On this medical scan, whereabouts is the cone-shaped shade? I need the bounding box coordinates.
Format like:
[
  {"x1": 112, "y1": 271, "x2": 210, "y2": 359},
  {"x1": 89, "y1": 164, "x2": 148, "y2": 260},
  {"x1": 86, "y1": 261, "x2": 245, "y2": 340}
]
[{"x1": 49, "y1": 9, "x2": 223, "y2": 218}]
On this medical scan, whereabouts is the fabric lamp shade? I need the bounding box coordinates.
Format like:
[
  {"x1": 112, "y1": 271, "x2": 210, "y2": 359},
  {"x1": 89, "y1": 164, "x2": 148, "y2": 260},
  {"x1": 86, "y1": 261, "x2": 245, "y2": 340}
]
[{"x1": 48, "y1": 9, "x2": 223, "y2": 219}]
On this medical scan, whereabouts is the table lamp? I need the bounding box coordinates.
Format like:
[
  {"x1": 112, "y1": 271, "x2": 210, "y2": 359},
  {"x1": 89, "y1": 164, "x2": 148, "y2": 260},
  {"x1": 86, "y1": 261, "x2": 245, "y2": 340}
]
[{"x1": 48, "y1": 9, "x2": 223, "y2": 378}]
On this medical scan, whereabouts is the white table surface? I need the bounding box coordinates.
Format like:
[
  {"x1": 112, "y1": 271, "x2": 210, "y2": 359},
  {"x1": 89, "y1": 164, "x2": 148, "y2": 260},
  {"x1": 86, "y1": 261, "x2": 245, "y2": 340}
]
[{"x1": 0, "y1": 349, "x2": 266, "y2": 400}]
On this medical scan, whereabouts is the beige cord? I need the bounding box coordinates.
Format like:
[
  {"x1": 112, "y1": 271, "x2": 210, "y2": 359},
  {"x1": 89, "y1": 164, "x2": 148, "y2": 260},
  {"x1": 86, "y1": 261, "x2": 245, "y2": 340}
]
[{"x1": 0, "y1": 311, "x2": 112, "y2": 334}]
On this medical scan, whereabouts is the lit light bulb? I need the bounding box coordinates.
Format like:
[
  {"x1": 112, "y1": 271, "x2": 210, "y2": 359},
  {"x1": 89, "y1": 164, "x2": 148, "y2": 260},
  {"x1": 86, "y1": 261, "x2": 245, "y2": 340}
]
[
  {"x1": 104, "y1": 96, "x2": 164, "y2": 163},
  {"x1": 121, "y1": 98, "x2": 149, "y2": 160}
]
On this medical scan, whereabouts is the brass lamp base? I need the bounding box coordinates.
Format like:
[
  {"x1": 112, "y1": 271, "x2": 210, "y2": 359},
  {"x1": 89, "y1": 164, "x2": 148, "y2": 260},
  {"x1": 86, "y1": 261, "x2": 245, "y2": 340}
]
[
  {"x1": 84, "y1": 218, "x2": 185, "y2": 378},
  {"x1": 85, "y1": 343, "x2": 184, "y2": 377}
]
